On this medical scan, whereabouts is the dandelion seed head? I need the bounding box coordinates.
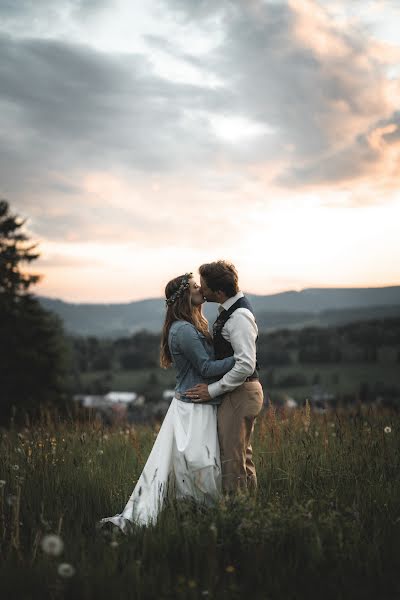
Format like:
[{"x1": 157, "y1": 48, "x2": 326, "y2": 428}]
[
  {"x1": 11, "y1": 464, "x2": 19, "y2": 471},
  {"x1": 57, "y1": 563, "x2": 75, "y2": 578},
  {"x1": 41, "y1": 534, "x2": 64, "y2": 556},
  {"x1": 384, "y1": 426, "x2": 392, "y2": 434}
]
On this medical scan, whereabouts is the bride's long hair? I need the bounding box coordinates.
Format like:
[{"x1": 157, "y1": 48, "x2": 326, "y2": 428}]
[{"x1": 160, "y1": 273, "x2": 211, "y2": 368}]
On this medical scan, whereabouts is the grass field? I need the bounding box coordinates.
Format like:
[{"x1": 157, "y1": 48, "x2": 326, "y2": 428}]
[{"x1": 1, "y1": 403, "x2": 399, "y2": 599}]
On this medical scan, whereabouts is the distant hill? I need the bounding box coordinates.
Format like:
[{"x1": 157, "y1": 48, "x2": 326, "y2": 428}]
[{"x1": 35, "y1": 286, "x2": 400, "y2": 338}]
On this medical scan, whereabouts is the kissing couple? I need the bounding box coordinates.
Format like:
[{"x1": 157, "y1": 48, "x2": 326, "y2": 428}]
[{"x1": 99, "y1": 260, "x2": 264, "y2": 533}]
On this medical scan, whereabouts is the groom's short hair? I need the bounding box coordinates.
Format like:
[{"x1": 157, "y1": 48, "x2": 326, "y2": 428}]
[{"x1": 199, "y1": 260, "x2": 239, "y2": 297}]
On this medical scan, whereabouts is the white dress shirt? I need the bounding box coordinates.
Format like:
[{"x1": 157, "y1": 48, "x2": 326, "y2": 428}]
[{"x1": 207, "y1": 291, "x2": 258, "y2": 399}]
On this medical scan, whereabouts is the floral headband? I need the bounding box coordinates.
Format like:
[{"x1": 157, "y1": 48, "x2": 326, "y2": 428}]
[{"x1": 165, "y1": 272, "x2": 192, "y2": 307}]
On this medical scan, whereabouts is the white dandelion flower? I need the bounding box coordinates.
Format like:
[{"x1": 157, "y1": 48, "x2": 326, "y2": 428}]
[
  {"x1": 41, "y1": 534, "x2": 64, "y2": 556},
  {"x1": 384, "y1": 426, "x2": 392, "y2": 434},
  {"x1": 57, "y1": 563, "x2": 75, "y2": 578}
]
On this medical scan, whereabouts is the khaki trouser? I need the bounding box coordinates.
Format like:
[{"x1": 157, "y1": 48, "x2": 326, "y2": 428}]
[{"x1": 217, "y1": 380, "x2": 264, "y2": 494}]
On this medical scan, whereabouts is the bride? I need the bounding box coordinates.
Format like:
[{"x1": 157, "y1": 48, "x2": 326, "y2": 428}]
[{"x1": 98, "y1": 272, "x2": 235, "y2": 533}]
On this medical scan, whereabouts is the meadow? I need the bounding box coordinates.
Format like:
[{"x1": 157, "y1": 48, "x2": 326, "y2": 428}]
[{"x1": 0, "y1": 402, "x2": 399, "y2": 600}]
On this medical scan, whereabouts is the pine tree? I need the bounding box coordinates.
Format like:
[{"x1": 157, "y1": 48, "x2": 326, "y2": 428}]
[
  {"x1": 0, "y1": 199, "x2": 70, "y2": 423},
  {"x1": 0, "y1": 199, "x2": 42, "y2": 302}
]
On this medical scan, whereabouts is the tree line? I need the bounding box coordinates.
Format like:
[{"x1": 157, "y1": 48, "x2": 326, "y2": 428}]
[
  {"x1": 67, "y1": 318, "x2": 400, "y2": 374},
  {"x1": 0, "y1": 199, "x2": 70, "y2": 423}
]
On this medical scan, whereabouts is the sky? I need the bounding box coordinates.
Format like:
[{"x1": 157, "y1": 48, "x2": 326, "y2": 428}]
[{"x1": 1, "y1": 0, "x2": 400, "y2": 302}]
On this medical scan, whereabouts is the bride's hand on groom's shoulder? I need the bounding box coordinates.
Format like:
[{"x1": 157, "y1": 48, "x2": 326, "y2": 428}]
[{"x1": 185, "y1": 384, "x2": 211, "y2": 402}]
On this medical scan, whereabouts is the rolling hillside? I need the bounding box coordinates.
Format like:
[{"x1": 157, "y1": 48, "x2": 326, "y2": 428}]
[{"x1": 35, "y1": 286, "x2": 400, "y2": 337}]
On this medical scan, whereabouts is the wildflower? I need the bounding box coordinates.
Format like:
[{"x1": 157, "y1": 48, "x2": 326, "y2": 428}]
[
  {"x1": 225, "y1": 565, "x2": 235, "y2": 573},
  {"x1": 97, "y1": 449, "x2": 104, "y2": 455},
  {"x1": 384, "y1": 426, "x2": 392, "y2": 434},
  {"x1": 188, "y1": 580, "x2": 197, "y2": 589},
  {"x1": 315, "y1": 431, "x2": 319, "y2": 437},
  {"x1": 57, "y1": 563, "x2": 75, "y2": 578},
  {"x1": 0, "y1": 480, "x2": 6, "y2": 488},
  {"x1": 110, "y1": 540, "x2": 119, "y2": 548},
  {"x1": 41, "y1": 534, "x2": 64, "y2": 556},
  {"x1": 11, "y1": 464, "x2": 19, "y2": 471}
]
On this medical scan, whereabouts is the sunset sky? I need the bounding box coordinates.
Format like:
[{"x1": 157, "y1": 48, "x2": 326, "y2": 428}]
[{"x1": 1, "y1": 0, "x2": 400, "y2": 302}]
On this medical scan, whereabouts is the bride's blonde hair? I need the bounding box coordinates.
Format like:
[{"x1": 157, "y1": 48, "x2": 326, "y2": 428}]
[{"x1": 160, "y1": 273, "x2": 211, "y2": 368}]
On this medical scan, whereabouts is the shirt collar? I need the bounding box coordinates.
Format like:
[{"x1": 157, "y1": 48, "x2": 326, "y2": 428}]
[{"x1": 218, "y1": 291, "x2": 244, "y2": 313}]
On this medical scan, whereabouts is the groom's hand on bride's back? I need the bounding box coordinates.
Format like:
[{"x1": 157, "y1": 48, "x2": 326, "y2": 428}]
[{"x1": 185, "y1": 384, "x2": 211, "y2": 402}]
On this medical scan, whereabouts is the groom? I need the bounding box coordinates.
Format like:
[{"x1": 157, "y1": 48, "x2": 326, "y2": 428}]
[{"x1": 186, "y1": 260, "x2": 264, "y2": 495}]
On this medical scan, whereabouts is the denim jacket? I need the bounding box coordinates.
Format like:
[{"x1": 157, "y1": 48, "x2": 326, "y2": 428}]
[{"x1": 168, "y1": 320, "x2": 235, "y2": 406}]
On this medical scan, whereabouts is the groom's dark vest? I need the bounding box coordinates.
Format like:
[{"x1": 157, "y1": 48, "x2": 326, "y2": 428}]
[{"x1": 212, "y1": 295, "x2": 260, "y2": 380}]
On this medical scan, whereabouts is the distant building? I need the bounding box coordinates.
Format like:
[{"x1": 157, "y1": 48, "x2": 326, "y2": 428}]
[
  {"x1": 310, "y1": 385, "x2": 336, "y2": 411},
  {"x1": 73, "y1": 394, "x2": 106, "y2": 408},
  {"x1": 105, "y1": 391, "x2": 138, "y2": 404}
]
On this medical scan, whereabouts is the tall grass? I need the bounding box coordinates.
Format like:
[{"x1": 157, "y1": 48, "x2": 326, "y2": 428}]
[{"x1": 0, "y1": 403, "x2": 399, "y2": 599}]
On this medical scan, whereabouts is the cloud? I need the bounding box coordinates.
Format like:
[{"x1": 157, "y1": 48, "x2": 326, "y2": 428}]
[
  {"x1": 0, "y1": 33, "x2": 219, "y2": 169},
  {"x1": 159, "y1": 0, "x2": 400, "y2": 189}
]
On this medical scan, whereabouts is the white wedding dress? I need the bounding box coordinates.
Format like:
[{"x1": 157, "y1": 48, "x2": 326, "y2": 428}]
[{"x1": 99, "y1": 397, "x2": 221, "y2": 533}]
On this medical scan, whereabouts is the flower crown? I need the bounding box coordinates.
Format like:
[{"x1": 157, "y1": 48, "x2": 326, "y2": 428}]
[{"x1": 165, "y1": 272, "x2": 192, "y2": 307}]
